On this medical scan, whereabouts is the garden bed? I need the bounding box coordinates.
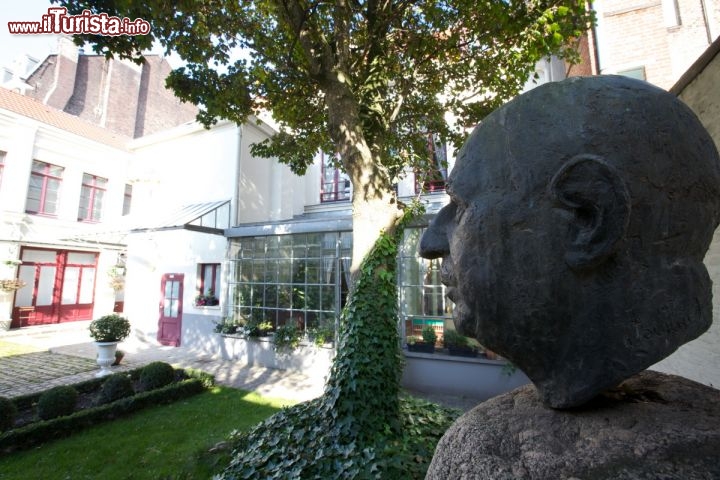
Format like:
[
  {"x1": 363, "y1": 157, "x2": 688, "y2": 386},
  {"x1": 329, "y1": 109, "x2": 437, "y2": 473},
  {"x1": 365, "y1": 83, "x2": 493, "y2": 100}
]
[{"x1": 0, "y1": 365, "x2": 214, "y2": 454}]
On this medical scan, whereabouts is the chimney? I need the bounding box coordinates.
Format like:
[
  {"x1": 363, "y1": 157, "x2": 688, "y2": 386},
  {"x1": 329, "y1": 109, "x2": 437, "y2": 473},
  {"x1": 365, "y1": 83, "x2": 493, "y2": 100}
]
[{"x1": 43, "y1": 36, "x2": 79, "y2": 110}]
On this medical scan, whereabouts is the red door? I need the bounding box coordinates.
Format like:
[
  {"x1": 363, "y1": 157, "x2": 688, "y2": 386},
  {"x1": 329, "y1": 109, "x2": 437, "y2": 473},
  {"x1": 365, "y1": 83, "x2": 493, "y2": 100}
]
[{"x1": 158, "y1": 274, "x2": 183, "y2": 346}]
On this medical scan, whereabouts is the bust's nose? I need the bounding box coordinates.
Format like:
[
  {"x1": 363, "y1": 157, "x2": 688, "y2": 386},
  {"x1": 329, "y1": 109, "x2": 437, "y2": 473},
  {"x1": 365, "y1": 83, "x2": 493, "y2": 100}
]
[{"x1": 419, "y1": 204, "x2": 452, "y2": 259}]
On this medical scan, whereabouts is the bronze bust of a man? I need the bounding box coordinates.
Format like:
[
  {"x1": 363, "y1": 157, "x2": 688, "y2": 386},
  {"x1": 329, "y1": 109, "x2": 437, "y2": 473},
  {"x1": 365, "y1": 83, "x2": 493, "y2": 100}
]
[{"x1": 420, "y1": 75, "x2": 720, "y2": 408}]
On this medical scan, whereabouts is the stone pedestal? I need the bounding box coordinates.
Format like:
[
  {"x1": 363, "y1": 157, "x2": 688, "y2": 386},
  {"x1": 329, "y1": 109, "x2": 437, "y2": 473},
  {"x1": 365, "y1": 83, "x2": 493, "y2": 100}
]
[{"x1": 427, "y1": 371, "x2": 720, "y2": 479}]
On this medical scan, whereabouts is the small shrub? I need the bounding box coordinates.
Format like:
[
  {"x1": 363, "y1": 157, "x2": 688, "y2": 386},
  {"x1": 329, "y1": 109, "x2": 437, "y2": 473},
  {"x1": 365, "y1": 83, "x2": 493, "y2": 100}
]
[
  {"x1": 96, "y1": 374, "x2": 135, "y2": 405},
  {"x1": 0, "y1": 396, "x2": 17, "y2": 432},
  {"x1": 422, "y1": 325, "x2": 438, "y2": 345},
  {"x1": 274, "y1": 323, "x2": 301, "y2": 351},
  {"x1": 442, "y1": 328, "x2": 468, "y2": 348},
  {"x1": 139, "y1": 362, "x2": 175, "y2": 391},
  {"x1": 37, "y1": 386, "x2": 78, "y2": 420},
  {"x1": 89, "y1": 314, "x2": 131, "y2": 342}
]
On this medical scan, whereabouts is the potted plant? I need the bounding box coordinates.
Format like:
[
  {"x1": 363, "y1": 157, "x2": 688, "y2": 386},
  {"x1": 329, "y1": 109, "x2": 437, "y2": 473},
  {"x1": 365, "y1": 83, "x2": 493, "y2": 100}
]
[
  {"x1": 195, "y1": 288, "x2": 220, "y2": 306},
  {"x1": 442, "y1": 329, "x2": 479, "y2": 357},
  {"x1": 407, "y1": 325, "x2": 437, "y2": 353},
  {"x1": 89, "y1": 314, "x2": 131, "y2": 377}
]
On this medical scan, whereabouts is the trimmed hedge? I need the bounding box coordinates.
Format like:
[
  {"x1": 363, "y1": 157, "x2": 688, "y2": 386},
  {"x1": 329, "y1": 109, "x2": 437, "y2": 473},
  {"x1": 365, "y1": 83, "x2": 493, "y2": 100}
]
[
  {"x1": 139, "y1": 361, "x2": 176, "y2": 391},
  {"x1": 0, "y1": 397, "x2": 17, "y2": 432},
  {"x1": 0, "y1": 368, "x2": 214, "y2": 455},
  {"x1": 37, "y1": 386, "x2": 78, "y2": 420},
  {"x1": 96, "y1": 374, "x2": 135, "y2": 405}
]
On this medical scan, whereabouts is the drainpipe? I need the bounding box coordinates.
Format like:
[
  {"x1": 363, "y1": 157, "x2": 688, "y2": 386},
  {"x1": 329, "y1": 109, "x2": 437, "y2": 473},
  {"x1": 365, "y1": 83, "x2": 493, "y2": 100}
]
[
  {"x1": 223, "y1": 124, "x2": 244, "y2": 319},
  {"x1": 699, "y1": 0, "x2": 714, "y2": 45}
]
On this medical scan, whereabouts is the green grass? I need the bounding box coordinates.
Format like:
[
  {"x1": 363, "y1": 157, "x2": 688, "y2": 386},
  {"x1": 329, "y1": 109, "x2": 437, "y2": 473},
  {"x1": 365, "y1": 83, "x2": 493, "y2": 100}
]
[
  {"x1": 0, "y1": 341, "x2": 42, "y2": 358},
  {"x1": 0, "y1": 386, "x2": 289, "y2": 480}
]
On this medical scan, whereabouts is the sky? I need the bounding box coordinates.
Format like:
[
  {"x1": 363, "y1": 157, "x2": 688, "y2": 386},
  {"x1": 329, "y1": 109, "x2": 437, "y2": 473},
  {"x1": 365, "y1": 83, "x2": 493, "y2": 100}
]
[
  {"x1": 0, "y1": 0, "x2": 176, "y2": 72},
  {"x1": 1, "y1": 0, "x2": 59, "y2": 69}
]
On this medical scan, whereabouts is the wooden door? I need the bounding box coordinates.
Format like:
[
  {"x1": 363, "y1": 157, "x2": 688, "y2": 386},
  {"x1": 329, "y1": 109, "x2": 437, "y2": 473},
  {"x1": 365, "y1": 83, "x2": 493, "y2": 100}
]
[{"x1": 158, "y1": 273, "x2": 183, "y2": 346}]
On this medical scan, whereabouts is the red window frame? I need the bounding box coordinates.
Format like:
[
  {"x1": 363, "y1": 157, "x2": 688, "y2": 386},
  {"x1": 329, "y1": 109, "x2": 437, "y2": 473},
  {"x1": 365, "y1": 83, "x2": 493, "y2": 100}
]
[
  {"x1": 78, "y1": 173, "x2": 107, "y2": 222},
  {"x1": 320, "y1": 153, "x2": 351, "y2": 203},
  {"x1": 415, "y1": 133, "x2": 447, "y2": 194},
  {"x1": 197, "y1": 263, "x2": 220, "y2": 306},
  {"x1": 26, "y1": 160, "x2": 64, "y2": 216},
  {"x1": 122, "y1": 184, "x2": 132, "y2": 216},
  {"x1": 0, "y1": 151, "x2": 5, "y2": 187}
]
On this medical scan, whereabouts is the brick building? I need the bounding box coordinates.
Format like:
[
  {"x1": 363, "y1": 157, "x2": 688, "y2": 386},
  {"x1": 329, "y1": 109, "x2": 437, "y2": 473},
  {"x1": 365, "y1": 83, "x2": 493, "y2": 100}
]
[
  {"x1": 592, "y1": 0, "x2": 719, "y2": 89},
  {"x1": 21, "y1": 37, "x2": 197, "y2": 138}
]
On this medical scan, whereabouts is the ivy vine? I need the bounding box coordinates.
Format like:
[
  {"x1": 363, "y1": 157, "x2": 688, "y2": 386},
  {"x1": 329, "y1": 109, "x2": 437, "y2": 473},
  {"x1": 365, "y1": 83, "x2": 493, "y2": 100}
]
[{"x1": 217, "y1": 201, "x2": 459, "y2": 479}]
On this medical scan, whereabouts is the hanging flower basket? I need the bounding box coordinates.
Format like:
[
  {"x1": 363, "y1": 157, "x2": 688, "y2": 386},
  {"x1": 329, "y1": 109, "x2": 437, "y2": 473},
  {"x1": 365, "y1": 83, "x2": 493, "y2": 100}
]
[{"x1": 0, "y1": 279, "x2": 26, "y2": 292}]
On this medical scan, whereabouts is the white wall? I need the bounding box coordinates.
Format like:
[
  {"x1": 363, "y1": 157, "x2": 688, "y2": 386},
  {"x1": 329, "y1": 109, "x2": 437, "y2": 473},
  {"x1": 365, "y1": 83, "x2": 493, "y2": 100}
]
[
  {"x1": 652, "y1": 45, "x2": 720, "y2": 388},
  {"x1": 0, "y1": 108, "x2": 131, "y2": 324},
  {"x1": 124, "y1": 229, "x2": 226, "y2": 346},
  {"x1": 129, "y1": 121, "x2": 240, "y2": 217}
]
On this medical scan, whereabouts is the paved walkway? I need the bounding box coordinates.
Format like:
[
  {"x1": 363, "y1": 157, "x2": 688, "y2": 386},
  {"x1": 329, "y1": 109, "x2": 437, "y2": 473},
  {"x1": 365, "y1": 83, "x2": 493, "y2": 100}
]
[
  {"x1": 0, "y1": 321, "x2": 325, "y2": 403},
  {"x1": 0, "y1": 322, "x2": 480, "y2": 411}
]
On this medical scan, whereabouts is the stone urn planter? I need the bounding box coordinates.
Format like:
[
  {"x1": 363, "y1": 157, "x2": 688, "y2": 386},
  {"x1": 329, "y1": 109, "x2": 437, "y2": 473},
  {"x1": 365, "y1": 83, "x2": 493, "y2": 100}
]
[
  {"x1": 94, "y1": 342, "x2": 119, "y2": 377},
  {"x1": 89, "y1": 314, "x2": 131, "y2": 377}
]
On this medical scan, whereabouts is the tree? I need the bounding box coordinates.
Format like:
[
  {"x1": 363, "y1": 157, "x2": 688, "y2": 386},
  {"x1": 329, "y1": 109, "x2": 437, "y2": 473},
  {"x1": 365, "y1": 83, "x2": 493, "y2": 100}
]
[
  {"x1": 54, "y1": 1, "x2": 592, "y2": 476},
  {"x1": 54, "y1": 0, "x2": 590, "y2": 272}
]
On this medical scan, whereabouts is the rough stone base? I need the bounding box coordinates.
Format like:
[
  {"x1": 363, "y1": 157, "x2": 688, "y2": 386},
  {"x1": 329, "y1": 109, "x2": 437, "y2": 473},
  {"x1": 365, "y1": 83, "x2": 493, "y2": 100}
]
[{"x1": 427, "y1": 370, "x2": 720, "y2": 479}]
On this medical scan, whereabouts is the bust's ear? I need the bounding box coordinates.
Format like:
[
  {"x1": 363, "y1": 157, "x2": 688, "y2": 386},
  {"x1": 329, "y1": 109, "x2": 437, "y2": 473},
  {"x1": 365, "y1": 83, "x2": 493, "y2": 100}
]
[{"x1": 549, "y1": 155, "x2": 630, "y2": 270}]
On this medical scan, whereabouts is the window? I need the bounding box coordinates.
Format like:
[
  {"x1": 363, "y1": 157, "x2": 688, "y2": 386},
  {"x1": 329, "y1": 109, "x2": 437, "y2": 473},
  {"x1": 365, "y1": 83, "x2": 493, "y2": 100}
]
[
  {"x1": 78, "y1": 173, "x2": 107, "y2": 222},
  {"x1": 196, "y1": 263, "x2": 221, "y2": 306},
  {"x1": 122, "y1": 184, "x2": 132, "y2": 216},
  {"x1": 229, "y1": 232, "x2": 352, "y2": 332},
  {"x1": 398, "y1": 228, "x2": 454, "y2": 342},
  {"x1": 662, "y1": 0, "x2": 681, "y2": 27},
  {"x1": 320, "y1": 153, "x2": 351, "y2": 202},
  {"x1": 26, "y1": 160, "x2": 64, "y2": 216},
  {"x1": 415, "y1": 133, "x2": 448, "y2": 194},
  {"x1": 0, "y1": 151, "x2": 5, "y2": 187},
  {"x1": 617, "y1": 67, "x2": 646, "y2": 81}
]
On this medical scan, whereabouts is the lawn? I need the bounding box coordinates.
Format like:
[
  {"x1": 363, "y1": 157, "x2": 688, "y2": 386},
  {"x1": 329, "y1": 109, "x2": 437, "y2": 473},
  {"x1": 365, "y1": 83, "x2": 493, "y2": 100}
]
[
  {"x1": 0, "y1": 386, "x2": 289, "y2": 480},
  {"x1": 0, "y1": 341, "x2": 43, "y2": 358}
]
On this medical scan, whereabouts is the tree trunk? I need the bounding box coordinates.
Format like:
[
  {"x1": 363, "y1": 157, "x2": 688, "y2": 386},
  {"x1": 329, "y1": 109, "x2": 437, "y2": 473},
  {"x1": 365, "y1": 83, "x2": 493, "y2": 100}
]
[{"x1": 324, "y1": 82, "x2": 402, "y2": 274}]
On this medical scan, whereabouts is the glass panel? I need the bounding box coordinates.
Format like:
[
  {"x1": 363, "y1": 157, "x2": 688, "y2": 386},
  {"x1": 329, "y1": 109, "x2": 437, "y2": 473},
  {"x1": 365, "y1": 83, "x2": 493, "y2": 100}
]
[
  {"x1": 264, "y1": 260, "x2": 278, "y2": 283},
  {"x1": 305, "y1": 286, "x2": 321, "y2": 311},
  {"x1": 92, "y1": 189, "x2": 104, "y2": 220},
  {"x1": 216, "y1": 202, "x2": 230, "y2": 229},
  {"x1": 307, "y1": 233, "x2": 322, "y2": 257},
  {"x1": 164, "y1": 281, "x2": 174, "y2": 299},
  {"x1": 277, "y1": 286, "x2": 292, "y2": 309},
  {"x1": 48, "y1": 164, "x2": 64, "y2": 177},
  {"x1": 291, "y1": 259, "x2": 306, "y2": 284},
  {"x1": 171, "y1": 280, "x2": 180, "y2": 299},
  {"x1": 82, "y1": 173, "x2": 93, "y2": 184},
  {"x1": 31, "y1": 161, "x2": 46, "y2": 173},
  {"x1": 163, "y1": 301, "x2": 172, "y2": 317},
  {"x1": 36, "y1": 266, "x2": 56, "y2": 306},
  {"x1": 277, "y1": 261, "x2": 291, "y2": 283},
  {"x1": 68, "y1": 252, "x2": 96, "y2": 265},
  {"x1": 264, "y1": 285, "x2": 277, "y2": 308},
  {"x1": 279, "y1": 235, "x2": 293, "y2": 258},
  {"x1": 321, "y1": 257, "x2": 335, "y2": 284},
  {"x1": 305, "y1": 259, "x2": 321, "y2": 284},
  {"x1": 61, "y1": 267, "x2": 80, "y2": 304},
  {"x1": 252, "y1": 260, "x2": 264, "y2": 282},
  {"x1": 15, "y1": 266, "x2": 35, "y2": 307},
  {"x1": 170, "y1": 299, "x2": 179, "y2": 317},
  {"x1": 22, "y1": 249, "x2": 57, "y2": 263},
  {"x1": 79, "y1": 267, "x2": 95, "y2": 303},
  {"x1": 320, "y1": 285, "x2": 335, "y2": 311},
  {"x1": 292, "y1": 235, "x2": 307, "y2": 257},
  {"x1": 44, "y1": 178, "x2": 60, "y2": 214},
  {"x1": 265, "y1": 237, "x2": 278, "y2": 258},
  {"x1": 25, "y1": 175, "x2": 42, "y2": 212}
]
